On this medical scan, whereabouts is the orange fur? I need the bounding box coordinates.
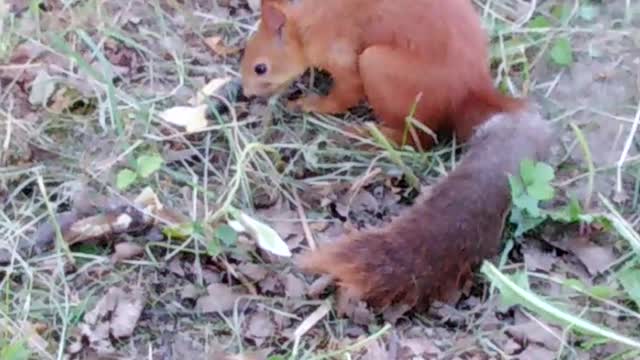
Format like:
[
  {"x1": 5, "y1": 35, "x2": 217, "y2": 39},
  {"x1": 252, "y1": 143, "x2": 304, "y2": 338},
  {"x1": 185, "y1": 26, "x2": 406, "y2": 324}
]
[
  {"x1": 239, "y1": 0, "x2": 553, "y2": 312},
  {"x1": 240, "y1": 0, "x2": 524, "y2": 147}
]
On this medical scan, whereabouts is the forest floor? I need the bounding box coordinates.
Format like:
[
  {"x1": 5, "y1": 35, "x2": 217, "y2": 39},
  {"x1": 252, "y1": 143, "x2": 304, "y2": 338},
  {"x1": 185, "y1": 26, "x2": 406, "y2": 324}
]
[{"x1": 1, "y1": 0, "x2": 640, "y2": 359}]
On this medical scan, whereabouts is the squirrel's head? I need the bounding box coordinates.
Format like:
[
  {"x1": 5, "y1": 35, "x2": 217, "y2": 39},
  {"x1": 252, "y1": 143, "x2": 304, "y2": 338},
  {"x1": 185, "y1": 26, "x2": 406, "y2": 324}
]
[{"x1": 240, "y1": 0, "x2": 306, "y2": 98}]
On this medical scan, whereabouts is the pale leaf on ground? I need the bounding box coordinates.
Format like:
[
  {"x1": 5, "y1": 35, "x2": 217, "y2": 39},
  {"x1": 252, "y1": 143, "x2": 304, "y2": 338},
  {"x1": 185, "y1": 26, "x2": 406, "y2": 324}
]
[
  {"x1": 81, "y1": 285, "x2": 147, "y2": 352},
  {"x1": 28, "y1": 69, "x2": 55, "y2": 106},
  {"x1": 245, "y1": 312, "x2": 275, "y2": 347},
  {"x1": 159, "y1": 104, "x2": 208, "y2": 133},
  {"x1": 566, "y1": 237, "x2": 617, "y2": 275},
  {"x1": 235, "y1": 211, "x2": 292, "y2": 257},
  {"x1": 190, "y1": 76, "x2": 232, "y2": 105},
  {"x1": 204, "y1": 36, "x2": 241, "y2": 56},
  {"x1": 196, "y1": 283, "x2": 241, "y2": 313},
  {"x1": 285, "y1": 274, "x2": 306, "y2": 298},
  {"x1": 111, "y1": 242, "x2": 144, "y2": 263},
  {"x1": 246, "y1": 0, "x2": 260, "y2": 12}
]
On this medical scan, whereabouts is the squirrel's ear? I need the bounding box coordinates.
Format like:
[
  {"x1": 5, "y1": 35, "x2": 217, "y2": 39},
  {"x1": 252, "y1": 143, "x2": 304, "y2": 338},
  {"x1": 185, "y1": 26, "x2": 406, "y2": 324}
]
[{"x1": 261, "y1": 3, "x2": 287, "y2": 35}]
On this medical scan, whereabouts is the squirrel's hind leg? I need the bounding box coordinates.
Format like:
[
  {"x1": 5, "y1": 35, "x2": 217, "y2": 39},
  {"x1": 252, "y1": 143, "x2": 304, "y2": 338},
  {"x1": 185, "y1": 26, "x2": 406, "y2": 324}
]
[{"x1": 357, "y1": 45, "x2": 461, "y2": 150}]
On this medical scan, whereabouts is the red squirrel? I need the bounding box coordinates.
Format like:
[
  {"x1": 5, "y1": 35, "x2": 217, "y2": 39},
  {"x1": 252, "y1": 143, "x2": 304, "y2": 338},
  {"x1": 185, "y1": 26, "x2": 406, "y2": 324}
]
[{"x1": 239, "y1": 0, "x2": 553, "y2": 311}]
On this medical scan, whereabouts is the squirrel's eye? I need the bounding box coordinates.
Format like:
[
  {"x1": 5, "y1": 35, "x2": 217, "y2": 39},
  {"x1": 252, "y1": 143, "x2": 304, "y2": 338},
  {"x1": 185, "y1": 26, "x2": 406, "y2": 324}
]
[{"x1": 254, "y1": 63, "x2": 268, "y2": 76}]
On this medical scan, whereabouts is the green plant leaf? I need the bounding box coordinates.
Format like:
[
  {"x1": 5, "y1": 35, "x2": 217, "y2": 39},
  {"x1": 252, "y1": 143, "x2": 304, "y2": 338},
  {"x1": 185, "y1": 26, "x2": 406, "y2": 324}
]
[
  {"x1": 550, "y1": 37, "x2": 574, "y2": 66},
  {"x1": 579, "y1": 4, "x2": 600, "y2": 21},
  {"x1": 514, "y1": 195, "x2": 540, "y2": 217},
  {"x1": 215, "y1": 224, "x2": 238, "y2": 246},
  {"x1": 528, "y1": 15, "x2": 551, "y2": 29},
  {"x1": 509, "y1": 175, "x2": 525, "y2": 197},
  {"x1": 619, "y1": 268, "x2": 640, "y2": 309},
  {"x1": 0, "y1": 340, "x2": 30, "y2": 360},
  {"x1": 588, "y1": 285, "x2": 617, "y2": 299},
  {"x1": 527, "y1": 181, "x2": 555, "y2": 201},
  {"x1": 136, "y1": 154, "x2": 164, "y2": 178},
  {"x1": 207, "y1": 238, "x2": 222, "y2": 257},
  {"x1": 534, "y1": 162, "x2": 555, "y2": 182},
  {"x1": 163, "y1": 223, "x2": 194, "y2": 240},
  {"x1": 551, "y1": 4, "x2": 573, "y2": 22},
  {"x1": 497, "y1": 270, "x2": 531, "y2": 309},
  {"x1": 519, "y1": 159, "x2": 537, "y2": 185},
  {"x1": 510, "y1": 208, "x2": 546, "y2": 237},
  {"x1": 116, "y1": 169, "x2": 138, "y2": 190},
  {"x1": 548, "y1": 197, "x2": 584, "y2": 223}
]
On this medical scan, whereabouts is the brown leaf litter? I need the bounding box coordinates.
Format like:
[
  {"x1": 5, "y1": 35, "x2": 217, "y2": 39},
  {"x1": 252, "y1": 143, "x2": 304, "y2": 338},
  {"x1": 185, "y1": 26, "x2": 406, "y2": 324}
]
[
  {"x1": 195, "y1": 283, "x2": 244, "y2": 314},
  {"x1": 70, "y1": 286, "x2": 147, "y2": 358}
]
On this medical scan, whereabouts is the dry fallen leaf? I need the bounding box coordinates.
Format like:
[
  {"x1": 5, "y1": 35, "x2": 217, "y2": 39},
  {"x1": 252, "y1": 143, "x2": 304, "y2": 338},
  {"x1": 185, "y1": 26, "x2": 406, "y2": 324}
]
[
  {"x1": 335, "y1": 288, "x2": 374, "y2": 325},
  {"x1": 238, "y1": 263, "x2": 269, "y2": 282},
  {"x1": 523, "y1": 243, "x2": 556, "y2": 272},
  {"x1": 204, "y1": 36, "x2": 241, "y2": 56},
  {"x1": 516, "y1": 344, "x2": 556, "y2": 360},
  {"x1": 81, "y1": 285, "x2": 147, "y2": 354},
  {"x1": 111, "y1": 242, "x2": 144, "y2": 263},
  {"x1": 507, "y1": 320, "x2": 562, "y2": 351},
  {"x1": 28, "y1": 69, "x2": 56, "y2": 106},
  {"x1": 246, "y1": 0, "x2": 260, "y2": 13},
  {"x1": 399, "y1": 338, "x2": 441, "y2": 358},
  {"x1": 189, "y1": 76, "x2": 232, "y2": 105},
  {"x1": 285, "y1": 273, "x2": 306, "y2": 299},
  {"x1": 566, "y1": 237, "x2": 617, "y2": 275},
  {"x1": 360, "y1": 340, "x2": 389, "y2": 360},
  {"x1": 245, "y1": 312, "x2": 275, "y2": 347},
  {"x1": 159, "y1": 104, "x2": 208, "y2": 133},
  {"x1": 196, "y1": 283, "x2": 242, "y2": 313}
]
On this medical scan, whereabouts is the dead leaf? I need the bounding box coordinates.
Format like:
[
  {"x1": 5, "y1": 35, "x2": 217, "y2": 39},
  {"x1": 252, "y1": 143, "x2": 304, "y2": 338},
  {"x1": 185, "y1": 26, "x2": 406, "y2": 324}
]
[
  {"x1": 285, "y1": 274, "x2": 306, "y2": 298},
  {"x1": 360, "y1": 340, "x2": 389, "y2": 360},
  {"x1": 292, "y1": 303, "x2": 330, "y2": 340},
  {"x1": 259, "y1": 274, "x2": 283, "y2": 295},
  {"x1": 566, "y1": 237, "x2": 617, "y2": 275},
  {"x1": 28, "y1": 69, "x2": 56, "y2": 106},
  {"x1": 398, "y1": 338, "x2": 441, "y2": 358},
  {"x1": 507, "y1": 320, "x2": 562, "y2": 351},
  {"x1": 246, "y1": 0, "x2": 260, "y2": 12},
  {"x1": 204, "y1": 36, "x2": 241, "y2": 56},
  {"x1": 223, "y1": 349, "x2": 272, "y2": 360},
  {"x1": 516, "y1": 344, "x2": 556, "y2": 360},
  {"x1": 159, "y1": 104, "x2": 208, "y2": 133},
  {"x1": 238, "y1": 263, "x2": 269, "y2": 282},
  {"x1": 307, "y1": 274, "x2": 335, "y2": 297},
  {"x1": 245, "y1": 312, "x2": 275, "y2": 347},
  {"x1": 168, "y1": 258, "x2": 186, "y2": 277},
  {"x1": 111, "y1": 242, "x2": 144, "y2": 263},
  {"x1": 181, "y1": 284, "x2": 200, "y2": 301},
  {"x1": 196, "y1": 283, "x2": 241, "y2": 313},
  {"x1": 523, "y1": 243, "x2": 555, "y2": 272},
  {"x1": 18, "y1": 321, "x2": 49, "y2": 356},
  {"x1": 81, "y1": 285, "x2": 146, "y2": 349},
  {"x1": 336, "y1": 288, "x2": 374, "y2": 325},
  {"x1": 189, "y1": 76, "x2": 232, "y2": 105}
]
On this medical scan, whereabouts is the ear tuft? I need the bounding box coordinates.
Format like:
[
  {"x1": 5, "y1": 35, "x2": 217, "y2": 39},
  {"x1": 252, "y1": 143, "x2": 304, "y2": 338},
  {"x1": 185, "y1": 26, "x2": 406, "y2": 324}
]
[{"x1": 262, "y1": 3, "x2": 286, "y2": 34}]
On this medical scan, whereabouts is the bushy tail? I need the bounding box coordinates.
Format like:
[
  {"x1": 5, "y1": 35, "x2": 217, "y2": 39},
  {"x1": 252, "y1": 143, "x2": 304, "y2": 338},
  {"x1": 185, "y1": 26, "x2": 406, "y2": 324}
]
[{"x1": 296, "y1": 107, "x2": 552, "y2": 310}]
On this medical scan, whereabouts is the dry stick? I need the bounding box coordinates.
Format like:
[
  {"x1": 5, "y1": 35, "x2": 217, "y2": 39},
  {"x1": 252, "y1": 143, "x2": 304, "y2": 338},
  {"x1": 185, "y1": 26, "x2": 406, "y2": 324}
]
[
  {"x1": 617, "y1": 100, "x2": 640, "y2": 195},
  {"x1": 292, "y1": 188, "x2": 317, "y2": 251}
]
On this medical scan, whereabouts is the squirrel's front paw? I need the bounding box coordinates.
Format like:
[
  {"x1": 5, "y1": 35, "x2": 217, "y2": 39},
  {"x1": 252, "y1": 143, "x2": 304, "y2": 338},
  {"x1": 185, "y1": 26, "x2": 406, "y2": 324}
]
[{"x1": 287, "y1": 94, "x2": 324, "y2": 113}]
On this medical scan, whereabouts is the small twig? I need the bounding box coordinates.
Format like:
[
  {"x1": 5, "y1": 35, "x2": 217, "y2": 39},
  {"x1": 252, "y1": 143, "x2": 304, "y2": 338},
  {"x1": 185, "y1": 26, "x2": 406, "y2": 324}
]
[{"x1": 292, "y1": 188, "x2": 316, "y2": 251}]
